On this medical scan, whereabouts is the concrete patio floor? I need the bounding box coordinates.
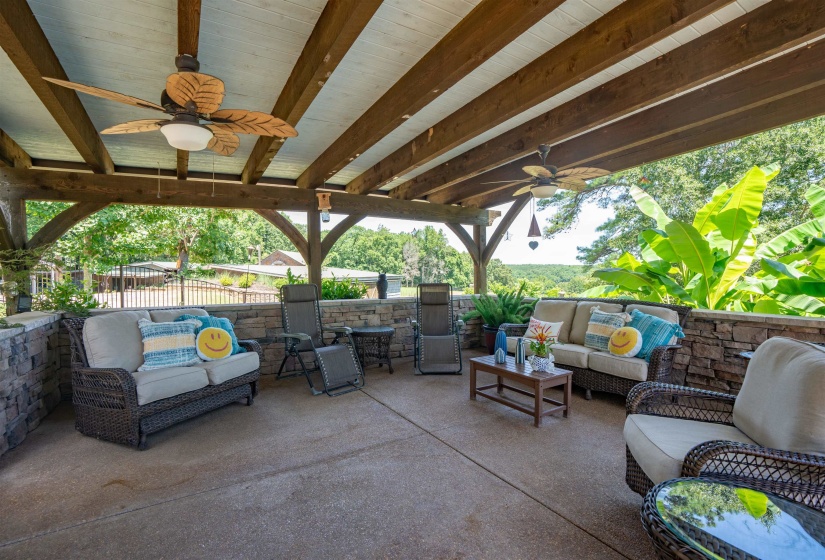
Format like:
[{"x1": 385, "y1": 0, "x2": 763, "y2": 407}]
[{"x1": 0, "y1": 350, "x2": 654, "y2": 559}]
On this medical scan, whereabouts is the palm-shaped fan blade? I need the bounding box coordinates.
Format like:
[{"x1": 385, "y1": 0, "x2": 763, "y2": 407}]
[
  {"x1": 206, "y1": 125, "x2": 239, "y2": 156},
  {"x1": 166, "y1": 72, "x2": 225, "y2": 114},
  {"x1": 522, "y1": 165, "x2": 553, "y2": 178},
  {"x1": 513, "y1": 185, "x2": 534, "y2": 196},
  {"x1": 209, "y1": 110, "x2": 298, "y2": 137},
  {"x1": 554, "y1": 177, "x2": 588, "y2": 191},
  {"x1": 101, "y1": 119, "x2": 169, "y2": 134},
  {"x1": 480, "y1": 179, "x2": 531, "y2": 185},
  {"x1": 43, "y1": 77, "x2": 165, "y2": 111},
  {"x1": 555, "y1": 167, "x2": 608, "y2": 181}
]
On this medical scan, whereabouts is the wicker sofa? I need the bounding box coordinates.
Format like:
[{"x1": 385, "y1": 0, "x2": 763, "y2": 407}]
[
  {"x1": 503, "y1": 298, "x2": 690, "y2": 399},
  {"x1": 64, "y1": 307, "x2": 261, "y2": 450}
]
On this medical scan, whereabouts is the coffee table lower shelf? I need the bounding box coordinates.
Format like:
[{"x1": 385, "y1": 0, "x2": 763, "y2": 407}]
[{"x1": 470, "y1": 355, "x2": 572, "y2": 427}]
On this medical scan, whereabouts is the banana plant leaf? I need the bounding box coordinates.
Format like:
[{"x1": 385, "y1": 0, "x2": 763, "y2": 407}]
[
  {"x1": 712, "y1": 233, "x2": 756, "y2": 308},
  {"x1": 593, "y1": 268, "x2": 662, "y2": 300},
  {"x1": 616, "y1": 251, "x2": 643, "y2": 271},
  {"x1": 665, "y1": 220, "x2": 714, "y2": 299},
  {"x1": 773, "y1": 293, "x2": 825, "y2": 315},
  {"x1": 761, "y1": 258, "x2": 803, "y2": 279},
  {"x1": 804, "y1": 184, "x2": 825, "y2": 228},
  {"x1": 713, "y1": 166, "x2": 771, "y2": 247},
  {"x1": 755, "y1": 219, "x2": 822, "y2": 259},
  {"x1": 775, "y1": 278, "x2": 825, "y2": 297},
  {"x1": 641, "y1": 229, "x2": 679, "y2": 262},
  {"x1": 693, "y1": 182, "x2": 732, "y2": 235},
  {"x1": 630, "y1": 186, "x2": 671, "y2": 229}
]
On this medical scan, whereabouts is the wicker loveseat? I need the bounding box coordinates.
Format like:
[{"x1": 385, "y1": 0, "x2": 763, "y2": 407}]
[
  {"x1": 64, "y1": 307, "x2": 262, "y2": 449},
  {"x1": 503, "y1": 298, "x2": 690, "y2": 399}
]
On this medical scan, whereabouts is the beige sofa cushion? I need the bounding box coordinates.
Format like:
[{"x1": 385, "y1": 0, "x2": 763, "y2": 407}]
[
  {"x1": 549, "y1": 343, "x2": 595, "y2": 369},
  {"x1": 202, "y1": 352, "x2": 260, "y2": 385},
  {"x1": 131, "y1": 366, "x2": 209, "y2": 405},
  {"x1": 733, "y1": 337, "x2": 825, "y2": 455},
  {"x1": 588, "y1": 351, "x2": 649, "y2": 382},
  {"x1": 149, "y1": 307, "x2": 208, "y2": 323},
  {"x1": 569, "y1": 302, "x2": 623, "y2": 345},
  {"x1": 624, "y1": 414, "x2": 755, "y2": 484},
  {"x1": 83, "y1": 310, "x2": 151, "y2": 372},
  {"x1": 532, "y1": 300, "x2": 577, "y2": 343}
]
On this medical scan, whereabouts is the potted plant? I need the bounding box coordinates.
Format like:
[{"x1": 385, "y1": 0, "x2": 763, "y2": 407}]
[
  {"x1": 462, "y1": 282, "x2": 535, "y2": 354},
  {"x1": 528, "y1": 325, "x2": 555, "y2": 372}
]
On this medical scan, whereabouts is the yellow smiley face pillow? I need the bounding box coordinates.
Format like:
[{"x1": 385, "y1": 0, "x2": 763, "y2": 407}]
[
  {"x1": 608, "y1": 327, "x2": 643, "y2": 358},
  {"x1": 196, "y1": 327, "x2": 233, "y2": 361}
]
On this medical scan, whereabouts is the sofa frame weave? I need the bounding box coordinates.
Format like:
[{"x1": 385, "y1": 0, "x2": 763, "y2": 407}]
[
  {"x1": 502, "y1": 297, "x2": 691, "y2": 399},
  {"x1": 64, "y1": 312, "x2": 262, "y2": 450}
]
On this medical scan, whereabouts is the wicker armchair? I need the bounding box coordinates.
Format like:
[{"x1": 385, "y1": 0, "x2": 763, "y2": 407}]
[
  {"x1": 626, "y1": 376, "x2": 825, "y2": 512},
  {"x1": 64, "y1": 312, "x2": 262, "y2": 450}
]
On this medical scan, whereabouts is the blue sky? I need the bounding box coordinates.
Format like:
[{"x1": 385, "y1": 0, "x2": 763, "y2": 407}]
[{"x1": 284, "y1": 199, "x2": 613, "y2": 265}]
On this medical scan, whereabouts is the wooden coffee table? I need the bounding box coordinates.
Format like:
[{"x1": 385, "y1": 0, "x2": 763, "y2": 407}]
[{"x1": 470, "y1": 355, "x2": 572, "y2": 426}]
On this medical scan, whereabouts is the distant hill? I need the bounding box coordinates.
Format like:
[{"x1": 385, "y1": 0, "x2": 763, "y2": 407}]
[{"x1": 507, "y1": 264, "x2": 589, "y2": 284}]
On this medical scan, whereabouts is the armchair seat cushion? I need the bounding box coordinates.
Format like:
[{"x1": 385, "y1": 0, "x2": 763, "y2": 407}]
[
  {"x1": 82, "y1": 310, "x2": 151, "y2": 372},
  {"x1": 589, "y1": 351, "x2": 648, "y2": 382},
  {"x1": 131, "y1": 366, "x2": 209, "y2": 406},
  {"x1": 624, "y1": 414, "x2": 755, "y2": 484},
  {"x1": 201, "y1": 352, "x2": 260, "y2": 385}
]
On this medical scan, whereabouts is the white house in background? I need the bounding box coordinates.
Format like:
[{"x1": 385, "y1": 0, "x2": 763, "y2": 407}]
[{"x1": 208, "y1": 264, "x2": 403, "y2": 298}]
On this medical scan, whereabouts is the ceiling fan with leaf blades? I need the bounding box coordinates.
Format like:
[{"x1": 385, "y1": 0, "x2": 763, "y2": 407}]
[
  {"x1": 480, "y1": 144, "x2": 608, "y2": 198},
  {"x1": 44, "y1": 55, "x2": 298, "y2": 156}
]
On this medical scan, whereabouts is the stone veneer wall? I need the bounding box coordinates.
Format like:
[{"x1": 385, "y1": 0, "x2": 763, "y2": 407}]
[
  {"x1": 1, "y1": 312, "x2": 63, "y2": 456},
  {"x1": 672, "y1": 309, "x2": 825, "y2": 394}
]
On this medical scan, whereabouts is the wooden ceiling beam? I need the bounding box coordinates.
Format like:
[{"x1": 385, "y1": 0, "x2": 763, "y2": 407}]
[
  {"x1": 254, "y1": 209, "x2": 309, "y2": 262},
  {"x1": 391, "y1": 0, "x2": 825, "y2": 203},
  {"x1": 0, "y1": 0, "x2": 114, "y2": 174},
  {"x1": 0, "y1": 168, "x2": 499, "y2": 226},
  {"x1": 0, "y1": 129, "x2": 32, "y2": 169},
  {"x1": 321, "y1": 214, "x2": 365, "y2": 260},
  {"x1": 349, "y1": 0, "x2": 732, "y2": 197},
  {"x1": 464, "y1": 77, "x2": 825, "y2": 209},
  {"x1": 175, "y1": 0, "x2": 202, "y2": 180},
  {"x1": 437, "y1": 40, "x2": 825, "y2": 205},
  {"x1": 241, "y1": 0, "x2": 382, "y2": 185},
  {"x1": 295, "y1": 0, "x2": 566, "y2": 191}
]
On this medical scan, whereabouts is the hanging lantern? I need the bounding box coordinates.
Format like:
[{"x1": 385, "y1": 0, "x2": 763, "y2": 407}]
[{"x1": 527, "y1": 214, "x2": 541, "y2": 237}]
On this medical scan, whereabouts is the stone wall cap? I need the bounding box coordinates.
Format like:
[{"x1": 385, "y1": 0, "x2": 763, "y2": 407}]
[
  {"x1": 0, "y1": 311, "x2": 62, "y2": 341},
  {"x1": 691, "y1": 308, "x2": 825, "y2": 327}
]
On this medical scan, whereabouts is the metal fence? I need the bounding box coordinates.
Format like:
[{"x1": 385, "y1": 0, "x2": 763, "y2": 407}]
[{"x1": 31, "y1": 265, "x2": 278, "y2": 309}]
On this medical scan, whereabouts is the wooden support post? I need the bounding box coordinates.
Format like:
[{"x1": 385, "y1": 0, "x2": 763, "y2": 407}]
[
  {"x1": 473, "y1": 225, "x2": 487, "y2": 295},
  {"x1": 307, "y1": 208, "x2": 322, "y2": 289},
  {"x1": 0, "y1": 197, "x2": 27, "y2": 315}
]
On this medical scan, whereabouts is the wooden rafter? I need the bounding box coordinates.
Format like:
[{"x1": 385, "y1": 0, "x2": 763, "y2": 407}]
[
  {"x1": 393, "y1": 0, "x2": 825, "y2": 203},
  {"x1": 0, "y1": 0, "x2": 114, "y2": 174},
  {"x1": 348, "y1": 0, "x2": 732, "y2": 197},
  {"x1": 481, "y1": 195, "x2": 530, "y2": 265},
  {"x1": 1, "y1": 168, "x2": 499, "y2": 226},
  {"x1": 465, "y1": 80, "x2": 825, "y2": 209},
  {"x1": 444, "y1": 224, "x2": 479, "y2": 265},
  {"x1": 0, "y1": 128, "x2": 32, "y2": 169},
  {"x1": 241, "y1": 0, "x2": 383, "y2": 185},
  {"x1": 321, "y1": 214, "x2": 365, "y2": 259},
  {"x1": 296, "y1": 0, "x2": 566, "y2": 190},
  {"x1": 455, "y1": 40, "x2": 825, "y2": 207},
  {"x1": 27, "y1": 202, "x2": 108, "y2": 250},
  {"x1": 175, "y1": 0, "x2": 202, "y2": 180},
  {"x1": 254, "y1": 209, "x2": 309, "y2": 262}
]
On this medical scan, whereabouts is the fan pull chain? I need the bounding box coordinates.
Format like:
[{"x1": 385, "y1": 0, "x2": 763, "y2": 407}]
[
  {"x1": 211, "y1": 155, "x2": 216, "y2": 197},
  {"x1": 156, "y1": 162, "x2": 161, "y2": 199}
]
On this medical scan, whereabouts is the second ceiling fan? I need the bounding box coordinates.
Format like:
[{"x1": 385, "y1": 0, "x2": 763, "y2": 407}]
[{"x1": 45, "y1": 54, "x2": 298, "y2": 156}]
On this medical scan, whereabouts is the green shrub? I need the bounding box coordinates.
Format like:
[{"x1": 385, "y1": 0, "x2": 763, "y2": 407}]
[
  {"x1": 461, "y1": 281, "x2": 535, "y2": 328},
  {"x1": 218, "y1": 274, "x2": 234, "y2": 287},
  {"x1": 237, "y1": 273, "x2": 256, "y2": 289},
  {"x1": 321, "y1": 276, "x2": 368, "y2": 300},
  {"x1": 33, "y1": 276, "x2": 103, "y2": 316},
  {"x1": 286, "y1": 268, "x2": 306, "y2": 285}
]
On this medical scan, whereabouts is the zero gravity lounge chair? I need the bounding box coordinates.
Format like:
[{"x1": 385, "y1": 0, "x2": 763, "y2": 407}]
[
  {"x1": 275, "y1": 284, "x2": 365, "y2": 396},
  {"x1": 413, "y1": 283, "x2": 464, "y2": 374}
]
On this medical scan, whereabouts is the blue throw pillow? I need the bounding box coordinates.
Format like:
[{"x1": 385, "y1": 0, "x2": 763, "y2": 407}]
[
  {"x1": 175, "y1": 314, "x2": 246, "y2": 355},
  {"x1": 628, "y1": 309, "x2": 684, "y2": 362},
  {"x1": 137, "y1": 319, "x2": 201, "y2": 371}
]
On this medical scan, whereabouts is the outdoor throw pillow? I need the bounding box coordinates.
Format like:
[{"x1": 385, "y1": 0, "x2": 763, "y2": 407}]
[
  {"x1": 175, "y1": 314, "x2": 246, "y2": 355},
  {"x1": 196, "y1": 327, "x2": 234, "y2": 361},
  {"x1": 608, "y1": 327, "x2": 643, "y2": 358},
  {"x1": 584, "y1": 307, "x2": 630, "y2": 352},
  {"x1": 628, "y1": 309, "x2": 684, "y2": 362},
  {"x1": 524, "y1": 317, "x2": 562, "y2": 344},
  {"x1": 137, "y1": 319, "x2": 201, "y2": 371}
]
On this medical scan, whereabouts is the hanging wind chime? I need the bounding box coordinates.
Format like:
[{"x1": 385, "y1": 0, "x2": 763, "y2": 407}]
[{"x1": 527, "y1": 197, "x2": 541, "y2": 250}]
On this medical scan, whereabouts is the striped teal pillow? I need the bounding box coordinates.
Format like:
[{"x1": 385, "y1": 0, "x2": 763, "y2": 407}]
[
  {"x1": 584, "y1": 307, "x2": 630, "y2": 351},
  {"x1": 628, "y1": 309, "x2": 685, "y2": 362},
  {"x1": 137, "y1": 319, "x2": 201, "y2": 371},
  {"x1": 175, "y1": 314, "x2": 246, "y2": 355}
]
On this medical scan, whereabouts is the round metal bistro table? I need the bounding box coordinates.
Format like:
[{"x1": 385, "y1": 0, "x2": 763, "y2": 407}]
[
  {"x1": 350, "y1": 326, "x2": 395, "y2": 374},
  {"x1": 642, "y1": 477, "x2": 825, "y2": 560}
]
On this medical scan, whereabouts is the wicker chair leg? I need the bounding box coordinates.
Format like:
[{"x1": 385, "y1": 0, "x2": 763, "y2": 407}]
[
  {"x1": 585, "y1": 389, "x2": 592, "y2": 400},
  {"x1": 138, "y1": 432, "x2": 148, "y2": 451}
]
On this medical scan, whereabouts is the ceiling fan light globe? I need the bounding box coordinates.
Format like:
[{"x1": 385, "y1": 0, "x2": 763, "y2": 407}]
[
  {"x1": 530, "y1": 184, "x2": 557, "y2": 198},
  {"x1": 160, "y1": 122, "x2": 213, "y2": 151}
]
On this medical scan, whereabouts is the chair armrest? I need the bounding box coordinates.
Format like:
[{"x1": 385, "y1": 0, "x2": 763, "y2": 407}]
[
  {"x1": 500, "y1": 323, "x2": 528, "y2": 337},
  {"x1": 72, "y1": 366, "x2": 138, "y2": 409},
  {"x1": 626, "y1": 382, "x2": 736, "y2": 425},
  {"x1": 645, "y1": 344, "x2": 682, "y2": 382},
  {"x1": 682, "y1": 440, "x2": 825, "y2": 512},
  {"x1": 273, "y1": 332, "x2": 311, "y2": 341},
  {"x1": 237, "y1": 339, "x2": 263, "y2": 361},
  {"x1": 455, "y1": 319, "x2": 465, "y2": 332},
  {"x1": 323, "y1": 326, "x2": 352, "y2": 335}
]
